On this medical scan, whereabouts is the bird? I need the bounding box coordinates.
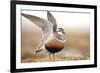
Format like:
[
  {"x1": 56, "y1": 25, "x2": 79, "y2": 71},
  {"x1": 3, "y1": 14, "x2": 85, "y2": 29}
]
[
  {"x1": 45, "y1": 28, "x2": 65, "y2": 61},
  {"x1": 21, "y1": 11, "x2": 65, "y2": 61}
]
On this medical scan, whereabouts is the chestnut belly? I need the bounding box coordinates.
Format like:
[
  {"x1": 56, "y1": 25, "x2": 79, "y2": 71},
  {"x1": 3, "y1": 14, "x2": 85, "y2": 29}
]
[{"x1": 45, "y1": 38, "x2": 64, "y2": 53}]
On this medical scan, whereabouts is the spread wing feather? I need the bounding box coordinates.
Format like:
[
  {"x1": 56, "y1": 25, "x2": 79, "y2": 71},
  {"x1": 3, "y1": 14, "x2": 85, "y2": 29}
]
[
  {"x1": 21, "y1": 13, "x2": 53, "y2": 51},
  {"x1": 47, "y1": 11, "x2": 57, "y2": 32},
  {"x1": 21, "y1": 13, "x2": 53, "y2": 34}
]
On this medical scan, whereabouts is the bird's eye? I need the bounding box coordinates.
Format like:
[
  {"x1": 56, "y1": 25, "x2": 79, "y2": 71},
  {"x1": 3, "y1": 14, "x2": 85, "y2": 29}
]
[{"x1": 58, "y1": 29, "x2": 60, "y2": 32}]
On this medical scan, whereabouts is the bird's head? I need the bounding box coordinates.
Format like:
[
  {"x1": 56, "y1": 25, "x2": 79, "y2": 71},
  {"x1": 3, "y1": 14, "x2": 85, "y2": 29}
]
[
  {"x1": 57, "y1": 28, "x2": 65, "y2": 34},
  {"x1": 53, "y1": 28, "x2": 65, "y2": 41}
]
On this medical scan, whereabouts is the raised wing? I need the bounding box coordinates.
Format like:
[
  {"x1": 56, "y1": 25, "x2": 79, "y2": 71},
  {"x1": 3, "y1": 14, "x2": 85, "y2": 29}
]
[
  {"x1": 22, "y1": 13, "x2": 53, "y2": 34},
  {"x1": 47, "y1": 11, "x2": 57, "y2": 32},
  {"x1": 21, "y1": 13, "x2": 53, "y2": 51}
]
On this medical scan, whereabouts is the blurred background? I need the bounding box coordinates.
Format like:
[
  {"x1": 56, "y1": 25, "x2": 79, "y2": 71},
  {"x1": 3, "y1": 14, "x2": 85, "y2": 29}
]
[{"x1": 21, "y1": 10, "x2": 90, "y2": 63}]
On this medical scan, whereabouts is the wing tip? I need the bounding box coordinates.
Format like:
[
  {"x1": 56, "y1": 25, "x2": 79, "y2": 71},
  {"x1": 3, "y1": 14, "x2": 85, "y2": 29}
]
[{"x1": 21, "y1": 13, "x2": 25, "y2": 16}]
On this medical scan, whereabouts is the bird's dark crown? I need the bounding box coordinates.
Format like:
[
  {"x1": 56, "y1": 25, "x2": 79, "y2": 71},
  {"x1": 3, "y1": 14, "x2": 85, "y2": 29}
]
[{"x1": 58, "y1": 28, "x2": 65, "y2": 34}]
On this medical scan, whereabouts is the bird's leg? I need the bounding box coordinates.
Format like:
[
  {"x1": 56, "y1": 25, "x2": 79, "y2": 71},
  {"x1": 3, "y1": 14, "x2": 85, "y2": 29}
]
[
  {"x1": 53, "y1": 53, "x2": 55, "y2": 61},
  {"x1": 49, "y1": 53, "x2": 51, "y2": 61},
  {"x1": 49, "y1": 54, "x2": 55, "y2": 61}
]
